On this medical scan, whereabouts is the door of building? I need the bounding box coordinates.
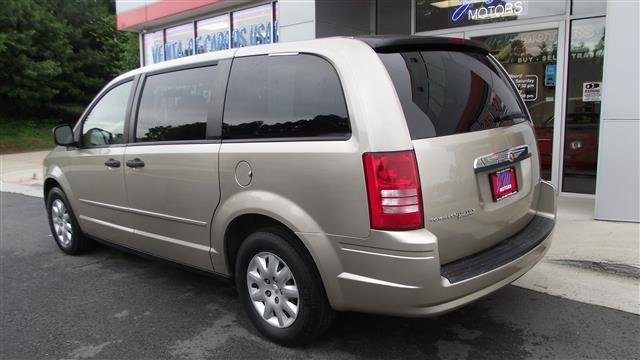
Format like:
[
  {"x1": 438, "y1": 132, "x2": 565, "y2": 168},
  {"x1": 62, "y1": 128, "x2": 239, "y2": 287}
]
[
  {"x1": 465, "y1": 22, "x2": 565, "y2": 190},
  {"x1": 417, "y1": 22, "x2": 566, "y2": 191}
]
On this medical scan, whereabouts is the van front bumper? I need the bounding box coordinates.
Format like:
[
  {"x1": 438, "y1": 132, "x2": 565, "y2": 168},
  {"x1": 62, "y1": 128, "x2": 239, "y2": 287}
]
[{"x1": 297, "y1": 181, "x2": 556, "y2": 317}]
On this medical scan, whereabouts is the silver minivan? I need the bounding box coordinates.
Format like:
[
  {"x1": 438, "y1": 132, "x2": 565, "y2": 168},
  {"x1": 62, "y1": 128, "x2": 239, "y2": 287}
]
[{"x1": 44, "y1": 36, "x2": 556, "y2": 345}]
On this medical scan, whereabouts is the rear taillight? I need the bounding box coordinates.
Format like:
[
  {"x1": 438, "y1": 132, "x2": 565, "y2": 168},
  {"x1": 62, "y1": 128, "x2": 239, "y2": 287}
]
[{"x1": 362, "y1": 150, "x2": 424, "y2": 230}]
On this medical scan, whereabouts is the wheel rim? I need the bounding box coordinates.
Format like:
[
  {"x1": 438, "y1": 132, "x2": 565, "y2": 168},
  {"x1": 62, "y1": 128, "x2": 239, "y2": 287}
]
[
  {"x1": 51, "y1": 199, "x2": 72, "y2": 247},
  {"x1": 246, "y1": 252, "x2": 300, "y2": 328}
]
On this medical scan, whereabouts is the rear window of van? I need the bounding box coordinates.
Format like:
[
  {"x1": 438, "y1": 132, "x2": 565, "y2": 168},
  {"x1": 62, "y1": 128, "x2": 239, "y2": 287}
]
[{"x1": 379, "y1": 51, "x2": 529, "y2": 139}]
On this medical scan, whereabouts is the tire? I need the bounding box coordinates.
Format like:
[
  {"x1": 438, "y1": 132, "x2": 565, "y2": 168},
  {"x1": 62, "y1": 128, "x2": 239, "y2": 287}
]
[
  {"x1": 235, "y1": 227, "x2": 335, "y2": 346},
  {"x1": 46, "y1": 187, "x2": 94, "y2": 255}
]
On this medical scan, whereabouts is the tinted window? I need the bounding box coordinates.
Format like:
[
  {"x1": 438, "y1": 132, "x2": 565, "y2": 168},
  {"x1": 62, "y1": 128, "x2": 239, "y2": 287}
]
[
  {"x1": 82, "y1": 81, "x2": 132, "y2": 147},
  {"x1": 379, "y1": 51, "x2": 528, "y2": 139},
  {"x1": 136, "y1": 67, "x2": 215, "y2": 142},
  {"x1": 223, "y1": 54, "x2": 350, "y2": 140}
]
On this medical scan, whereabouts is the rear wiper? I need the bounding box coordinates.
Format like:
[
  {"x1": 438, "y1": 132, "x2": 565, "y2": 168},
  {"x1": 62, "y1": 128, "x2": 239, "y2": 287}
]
[{"x1": 492, "y1": 113, "x2": 527, "y2": 123}]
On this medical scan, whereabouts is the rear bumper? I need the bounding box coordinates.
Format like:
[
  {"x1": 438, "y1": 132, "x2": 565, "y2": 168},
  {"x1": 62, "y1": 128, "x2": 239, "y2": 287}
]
[{"x1": 297, "y1": 181, "x2": 556, "y2": 317}]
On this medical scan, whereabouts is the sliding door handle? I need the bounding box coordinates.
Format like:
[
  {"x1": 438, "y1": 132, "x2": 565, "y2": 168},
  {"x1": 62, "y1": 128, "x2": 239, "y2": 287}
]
[
  {"x1": 104, "y1": 158, "x2": 120, "y2": 168},
  {"x1": 126, "y1": 158, "x2": 145, "y2": 168}
]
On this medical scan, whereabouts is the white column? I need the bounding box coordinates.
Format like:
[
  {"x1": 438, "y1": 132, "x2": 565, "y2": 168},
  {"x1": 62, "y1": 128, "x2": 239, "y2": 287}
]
[
  {"x1": 594, "y1": 0, "x2": 640, "y2": 222},
  {"x1": 277, "y1": 0, "x2": 316, "y2": 42}
]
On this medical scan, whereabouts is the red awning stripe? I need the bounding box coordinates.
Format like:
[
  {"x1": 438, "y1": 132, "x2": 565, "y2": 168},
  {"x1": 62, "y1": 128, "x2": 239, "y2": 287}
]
[{"x1": 117, "y1": 0, "x2": 222, "y2": 30}]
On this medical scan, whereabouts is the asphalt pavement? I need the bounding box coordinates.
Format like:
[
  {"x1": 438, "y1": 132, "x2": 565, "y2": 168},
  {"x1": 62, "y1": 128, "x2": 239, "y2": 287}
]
[{"x1": 1, "y1": 192, "x2": 638, "y2": 360}]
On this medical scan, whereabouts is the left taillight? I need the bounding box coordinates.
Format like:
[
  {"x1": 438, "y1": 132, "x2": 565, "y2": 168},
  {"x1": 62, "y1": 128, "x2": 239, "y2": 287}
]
[{"x1": 362, "y1": 150, "x2": 424, "y2": 231}]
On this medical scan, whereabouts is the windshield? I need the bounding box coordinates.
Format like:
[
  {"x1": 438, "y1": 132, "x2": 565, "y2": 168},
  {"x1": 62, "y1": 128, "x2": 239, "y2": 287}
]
[{"x1": 379, "y1": 50, "x2": 529, "y2": 139}]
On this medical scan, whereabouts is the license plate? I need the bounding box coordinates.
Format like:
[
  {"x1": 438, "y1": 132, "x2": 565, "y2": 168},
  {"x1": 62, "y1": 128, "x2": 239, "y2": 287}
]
[{"x1": 490, "y1": 167, "x2": 518, "y2": 201}]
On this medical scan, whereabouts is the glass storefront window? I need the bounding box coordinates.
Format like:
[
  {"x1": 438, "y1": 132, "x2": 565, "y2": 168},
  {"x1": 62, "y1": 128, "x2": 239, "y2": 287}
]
[
  {"x1": 143, "y1": 30, "x2": 164, "y2": 65},
  {"x1": 572, "y1": 0, "x2": 606, "y2": 15},
  {"x1": 415, "y1": 0, "x2": 566, "y2": 33},
  {"x1": 232, "y1": 3, "x2": 274, "y2": 48},
  {"x1": 472, "y1": 29, "x2": 559, "y2": 181},
  {"x1": 562, "y1": 17, "x2": 605, "y2": 194},
  {"x1": 274, "y1": 1, "x2": 279, "y2": 42},
  {"x1": 196, "y1": 15, "x2": 230, "y2": 53},
  {"x1": 141, "y1": 2, "x2": 278, "y2": 65},
  {"x1": 165, "y1": 23, "x2": 195, "y2": 61}
]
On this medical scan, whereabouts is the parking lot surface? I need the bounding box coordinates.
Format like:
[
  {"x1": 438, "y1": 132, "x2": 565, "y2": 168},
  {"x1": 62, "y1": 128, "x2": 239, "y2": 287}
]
[{"x1": 1, "y1": 192, "x2": 638, "y2": 360}]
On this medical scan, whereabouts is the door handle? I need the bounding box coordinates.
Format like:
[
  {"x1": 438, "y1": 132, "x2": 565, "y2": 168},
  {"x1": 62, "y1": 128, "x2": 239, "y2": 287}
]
[
  {"x1": 104, "y1": 158, "x2": 121, "y2": 168},
  {"x1": 126, "y1": 158, "x2": 145, "y2": 168}
]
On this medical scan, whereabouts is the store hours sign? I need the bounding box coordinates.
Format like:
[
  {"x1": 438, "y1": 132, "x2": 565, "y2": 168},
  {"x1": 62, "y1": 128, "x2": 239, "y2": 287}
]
[{"x1": 510, "y1": 73, "x2": 538, "y2": 102}]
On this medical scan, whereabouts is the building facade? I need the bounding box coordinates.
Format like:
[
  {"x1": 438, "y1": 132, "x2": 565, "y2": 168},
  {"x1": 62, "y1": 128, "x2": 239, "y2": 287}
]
[{"x1": 115, "y1": 0, "x2": 639, "y2": 222}]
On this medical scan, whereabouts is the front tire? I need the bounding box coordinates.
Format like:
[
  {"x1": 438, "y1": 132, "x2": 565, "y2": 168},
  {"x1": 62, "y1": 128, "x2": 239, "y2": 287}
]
[
  {"x1": 235, "y1": 227, "x2": 335, "y2": 346},
  {"x1": 46, "y1": 187, "x2": 93, "y2": 255}
]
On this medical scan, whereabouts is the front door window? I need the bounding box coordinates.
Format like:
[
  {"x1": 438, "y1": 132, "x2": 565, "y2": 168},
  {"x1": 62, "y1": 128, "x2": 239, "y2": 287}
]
[{"x1": 81, "y1": 81, "x2": 132, "y2": 147}]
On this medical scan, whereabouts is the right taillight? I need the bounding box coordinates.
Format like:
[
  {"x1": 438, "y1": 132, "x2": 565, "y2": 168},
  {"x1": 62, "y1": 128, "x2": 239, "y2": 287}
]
[{"x1": 362, "y1": 150, "x2": 424, "y2": 231}]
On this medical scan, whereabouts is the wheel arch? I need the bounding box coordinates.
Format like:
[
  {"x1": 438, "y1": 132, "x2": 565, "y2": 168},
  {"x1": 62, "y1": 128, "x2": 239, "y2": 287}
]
[
  {"x1": 43, "y1": 177, "x2": 61, "y2": 200},
  {"x1": 211, "y1": 190, "x2": 323, "y2": 272},
  {"x1": 224, "y1": 213, "x2": 287, "y2": 278},
  {"x1": 42, "y1": 163, "x2": 76, "y2": 205},
  {"x1": 223, "y1": 213, "x2": 325, "y2": 282}
]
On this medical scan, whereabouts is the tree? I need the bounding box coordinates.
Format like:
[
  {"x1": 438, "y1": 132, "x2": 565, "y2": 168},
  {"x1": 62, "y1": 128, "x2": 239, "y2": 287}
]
[
  {"x1": 0, "y1": 0, "x2": 139, "y2": 119},
  {"x1": 0, "y1": 0, "x2": 69, "y2": 114}
]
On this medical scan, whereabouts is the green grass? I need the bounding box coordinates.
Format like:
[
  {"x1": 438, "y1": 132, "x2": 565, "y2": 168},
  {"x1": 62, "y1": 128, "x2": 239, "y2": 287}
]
[{"x1": 0, "y1": 117, "x2": 61, "y2": 154}]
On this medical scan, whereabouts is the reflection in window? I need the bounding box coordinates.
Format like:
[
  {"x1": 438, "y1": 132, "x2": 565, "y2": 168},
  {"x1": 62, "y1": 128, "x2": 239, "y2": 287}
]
[
  {"x1": 165, "y1": 23, "x2": 195, "y2": 61},
  {"x1": 196, "y1": 15, "x2": 230, "y2": 53},
  {"x1": 144, "y1": 30, "x2": 164, "y2": 65},
  {"x1": 232, "y1": 4, "x2": 274, "y2": 48},
  {"x1": 379, "y1": 51, "x2": 527, "y2": 140},
  {"x1": 562, "y1": 17, "x2": 605, "y2": 194},
  {"x1": 136, "y1": 67, "x2": 215, "y2": 142},
  {"x1": 223, "y1": 54, "x2": 350, "y2": 139},
  {"x1": 82, "y1": 82, "x2": 132, "y2": 147},
  {"x1": 572, "y1": 0, "x2": 606, "y2": 15}
]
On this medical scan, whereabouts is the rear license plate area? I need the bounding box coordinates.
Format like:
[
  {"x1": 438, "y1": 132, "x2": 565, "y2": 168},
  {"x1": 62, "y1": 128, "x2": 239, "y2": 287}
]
[{"x1": 490, "y1": 167, "x2": 518, "y2": 201}]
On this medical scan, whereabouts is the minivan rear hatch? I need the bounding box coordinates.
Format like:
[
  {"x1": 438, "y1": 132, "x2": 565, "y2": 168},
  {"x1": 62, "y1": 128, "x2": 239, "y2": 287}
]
[{"x1": 372, "y1": 37, "x2": 540, "y2": 264}]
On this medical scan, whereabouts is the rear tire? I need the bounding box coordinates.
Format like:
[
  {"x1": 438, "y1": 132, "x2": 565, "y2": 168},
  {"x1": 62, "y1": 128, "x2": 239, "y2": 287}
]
[
  {"x1": 235, "y1": 227, "x2": 335, "y2": 346},
  {"x1": 46, "y1": 187, "x2": 94, "y2": 255}
]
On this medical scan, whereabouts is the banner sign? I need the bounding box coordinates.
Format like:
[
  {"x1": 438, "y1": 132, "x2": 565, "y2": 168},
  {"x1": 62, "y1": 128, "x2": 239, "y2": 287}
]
[{"x1": 143, "y1": 2, "x2": 277, "y2": 65}]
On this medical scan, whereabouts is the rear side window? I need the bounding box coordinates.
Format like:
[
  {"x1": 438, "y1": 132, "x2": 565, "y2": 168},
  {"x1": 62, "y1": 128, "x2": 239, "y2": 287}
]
[
  {"x1": 379, "y1": 51, "x2": 528, "y2": 139},
  {"x1": 136, "y1": 66, "x2": 214, "y2": 142},
  {"x1": 223, "y1": 54, "x2": 350, "y2": 140}
]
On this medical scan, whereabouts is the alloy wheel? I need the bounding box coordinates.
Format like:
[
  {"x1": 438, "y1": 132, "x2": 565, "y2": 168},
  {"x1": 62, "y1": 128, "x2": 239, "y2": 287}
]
[
  {"x1": 246, "y1": 252, "x2": 300, "y2": 328},
  {"x1": 51, "y1": 199, "x2": 73, "y2": 247}
]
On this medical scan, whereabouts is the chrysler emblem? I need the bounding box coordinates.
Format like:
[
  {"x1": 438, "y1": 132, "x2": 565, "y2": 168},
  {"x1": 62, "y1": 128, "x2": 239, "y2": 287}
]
[{"x1": 473, "y1": 145, "x2": 530, "y2": 173}]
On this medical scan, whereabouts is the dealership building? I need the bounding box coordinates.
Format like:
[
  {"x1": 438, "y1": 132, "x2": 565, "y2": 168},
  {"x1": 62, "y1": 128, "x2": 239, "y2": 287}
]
[{"x1": 115, "y1": 0, "x2": 639, "y2": 222}]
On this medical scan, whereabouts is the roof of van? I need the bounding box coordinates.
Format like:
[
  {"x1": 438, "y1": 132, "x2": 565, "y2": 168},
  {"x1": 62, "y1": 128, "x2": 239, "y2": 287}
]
[
  {"x1": 112, "y1": 36, "x2": 489, "y2": 84},
  {"x1": 354, "y1": 35, "x2": 490, "y2": 53}
]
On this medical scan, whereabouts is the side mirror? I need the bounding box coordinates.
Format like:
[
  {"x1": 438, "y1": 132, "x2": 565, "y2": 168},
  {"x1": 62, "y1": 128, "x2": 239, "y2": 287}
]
[{"x1": 52, "y1": 124, "x2": 76, "y2": 147}]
